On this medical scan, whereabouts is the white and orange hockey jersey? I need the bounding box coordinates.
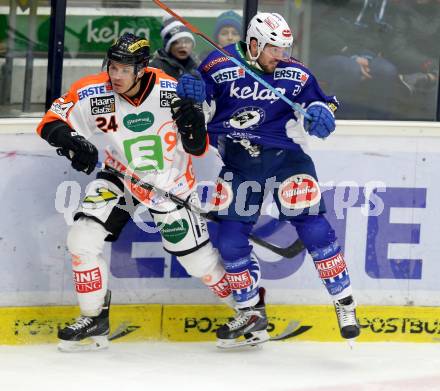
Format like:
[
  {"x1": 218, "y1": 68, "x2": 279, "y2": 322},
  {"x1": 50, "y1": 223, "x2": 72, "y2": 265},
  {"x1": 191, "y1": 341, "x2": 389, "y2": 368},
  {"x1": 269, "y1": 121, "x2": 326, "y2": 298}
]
[{"x1": 37, "y1": 67, "x2": 204, "y2": 210}]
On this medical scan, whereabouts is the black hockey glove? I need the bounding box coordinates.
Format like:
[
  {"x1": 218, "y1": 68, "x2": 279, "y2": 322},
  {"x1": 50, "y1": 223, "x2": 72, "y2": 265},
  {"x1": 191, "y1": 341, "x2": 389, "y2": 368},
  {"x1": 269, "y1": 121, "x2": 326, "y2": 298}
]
[
  {"x1": 57, "y1": 135, "x2": 98, "y2": 175},
  {"x1": 170, "y1": 97, "x2": 207, "y2": 156},
  {"x1": 170, "y1": 97, "x2": 205, "y2": 135},
  {"x1": 40, "y1": 120, "x2": 98, "y2": 175}
]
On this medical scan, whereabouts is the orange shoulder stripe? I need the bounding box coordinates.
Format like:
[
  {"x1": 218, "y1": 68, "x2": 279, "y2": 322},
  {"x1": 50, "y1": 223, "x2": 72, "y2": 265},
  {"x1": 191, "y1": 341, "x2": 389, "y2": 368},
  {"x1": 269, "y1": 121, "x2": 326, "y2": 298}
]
[
  {"x1": 36, "y1": 72, "x2": 109, "y2": 136},
  {"x1": 148, "y1": 66, "x2": 178, "y2": 83}
]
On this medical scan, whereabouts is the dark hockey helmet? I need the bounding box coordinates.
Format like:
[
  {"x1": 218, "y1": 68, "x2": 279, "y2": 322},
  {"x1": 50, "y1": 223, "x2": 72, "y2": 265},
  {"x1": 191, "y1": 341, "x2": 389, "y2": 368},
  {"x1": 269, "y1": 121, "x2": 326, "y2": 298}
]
[{"x1": 106, "y1": 33, "x2": 150, "y2": 73}]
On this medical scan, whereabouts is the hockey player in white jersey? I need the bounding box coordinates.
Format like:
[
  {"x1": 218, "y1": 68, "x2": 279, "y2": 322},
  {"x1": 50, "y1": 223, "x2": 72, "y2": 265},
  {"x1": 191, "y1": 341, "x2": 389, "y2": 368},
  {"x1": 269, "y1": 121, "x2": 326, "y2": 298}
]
[{"x1": 37, "y1": 33, "x2": 233, "y2": 352}]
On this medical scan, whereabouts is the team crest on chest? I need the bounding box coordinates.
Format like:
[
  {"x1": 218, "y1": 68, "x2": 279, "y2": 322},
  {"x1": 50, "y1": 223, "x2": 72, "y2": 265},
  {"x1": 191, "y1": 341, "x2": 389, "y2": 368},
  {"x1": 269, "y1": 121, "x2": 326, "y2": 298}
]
[{"x1": 224, "y1": 106, "x2": 266, "y2": 130}]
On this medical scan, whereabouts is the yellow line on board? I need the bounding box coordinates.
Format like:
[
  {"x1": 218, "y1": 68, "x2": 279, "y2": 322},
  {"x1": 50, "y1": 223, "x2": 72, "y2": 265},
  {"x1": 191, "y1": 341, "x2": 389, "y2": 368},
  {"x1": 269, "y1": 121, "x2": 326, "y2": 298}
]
[{"x1": 1, "y1": 304, "x2": 439, "y2": 345}]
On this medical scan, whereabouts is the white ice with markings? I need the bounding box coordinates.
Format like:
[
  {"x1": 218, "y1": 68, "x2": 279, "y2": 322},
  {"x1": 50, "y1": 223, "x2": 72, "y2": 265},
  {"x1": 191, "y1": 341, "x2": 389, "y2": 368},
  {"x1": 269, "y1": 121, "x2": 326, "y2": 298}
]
[{"x1": 0, "y1": 342, "x2": 439, "y2": 391}]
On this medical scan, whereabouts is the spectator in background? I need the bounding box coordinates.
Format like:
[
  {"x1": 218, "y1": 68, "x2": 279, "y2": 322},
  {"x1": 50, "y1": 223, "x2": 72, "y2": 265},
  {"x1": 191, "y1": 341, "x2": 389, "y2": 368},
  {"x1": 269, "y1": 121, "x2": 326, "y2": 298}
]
[
  {"x1": 150, "y1": 16, "x2": 198, "y2": 79},
  {"x1": 199, "y1": 10, "x2": 242, "y2": 61},
  {"x1": 388, "y1": 0, "x2": 439, "y2": 117},
  {"x1": 214, "y1": 10, "x2": 242, "y2": 48},
  {"x1": 310, "y1": 0, "x2": 399, "y2": 119}
]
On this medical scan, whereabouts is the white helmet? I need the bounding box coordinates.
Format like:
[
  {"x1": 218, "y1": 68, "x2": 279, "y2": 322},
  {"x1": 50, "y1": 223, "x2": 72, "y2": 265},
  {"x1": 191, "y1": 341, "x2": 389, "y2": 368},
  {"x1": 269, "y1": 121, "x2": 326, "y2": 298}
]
[{"x1": 246, "y1": 12, "x2": 293, "y2": 61}]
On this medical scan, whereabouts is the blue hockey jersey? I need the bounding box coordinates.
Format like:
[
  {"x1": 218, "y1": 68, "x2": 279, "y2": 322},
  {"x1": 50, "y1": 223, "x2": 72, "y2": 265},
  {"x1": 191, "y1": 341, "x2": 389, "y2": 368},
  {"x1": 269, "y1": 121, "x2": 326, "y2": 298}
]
[{"x1": 199, "y1": 42, "x2": 339, "y2": 151}]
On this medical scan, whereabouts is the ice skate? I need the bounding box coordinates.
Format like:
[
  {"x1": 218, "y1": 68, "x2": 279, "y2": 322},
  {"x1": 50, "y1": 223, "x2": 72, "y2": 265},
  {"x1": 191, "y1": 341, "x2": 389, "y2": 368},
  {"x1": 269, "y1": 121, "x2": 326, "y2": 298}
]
[
  {"x1": 216, "y1": 287, "x2": 270, "y2": 349},
  {"x1": 57, "y1": 290, "x2": 111, "y2": 352},
  {"x1": 334, "y1": 295, "x2": 360, "y2": 344}
]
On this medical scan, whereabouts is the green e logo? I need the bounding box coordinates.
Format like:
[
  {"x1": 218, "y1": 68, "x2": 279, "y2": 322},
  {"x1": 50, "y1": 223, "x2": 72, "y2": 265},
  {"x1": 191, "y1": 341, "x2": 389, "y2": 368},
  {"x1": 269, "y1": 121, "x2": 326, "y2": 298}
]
[{"x1": 123, "y1": 135, "x2": 164, "y2": 171}]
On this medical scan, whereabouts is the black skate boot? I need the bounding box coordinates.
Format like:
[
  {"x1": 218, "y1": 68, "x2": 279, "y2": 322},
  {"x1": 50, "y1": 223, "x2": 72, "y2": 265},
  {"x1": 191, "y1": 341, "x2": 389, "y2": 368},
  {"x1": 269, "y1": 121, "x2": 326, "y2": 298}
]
[
  {"x1": 216, "y1": 287, "x2": 270, "y2": 349},
  {"x1": 334, "y1": 295, "x2": 360, "y2": 341},
  {"x1": 58, "y1": 290, "x2": 111, "y2": 352}
]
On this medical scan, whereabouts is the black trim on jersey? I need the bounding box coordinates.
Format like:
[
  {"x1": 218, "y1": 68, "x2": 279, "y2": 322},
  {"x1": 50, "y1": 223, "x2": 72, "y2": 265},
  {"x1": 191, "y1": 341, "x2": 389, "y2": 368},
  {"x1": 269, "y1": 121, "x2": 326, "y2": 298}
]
[{"x1": 120, "y1": 71, "x2": 156, "y2": 106}]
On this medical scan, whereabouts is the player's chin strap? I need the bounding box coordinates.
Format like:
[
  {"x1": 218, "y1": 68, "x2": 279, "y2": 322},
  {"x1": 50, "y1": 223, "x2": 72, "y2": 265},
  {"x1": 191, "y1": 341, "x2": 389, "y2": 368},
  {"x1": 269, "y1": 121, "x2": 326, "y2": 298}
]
[
  {"x1": 95, "y1": 157, "x2": 305, "y2": 259},
  {"x1": 245, "y1": 42, "x2": 262, "y2": 67},
  {"x1": 120, "y1": 73, "x2": 142, "y2": 95},
  {"x1": 152, "y1": 0, "x2": 312, "y2": 121}
]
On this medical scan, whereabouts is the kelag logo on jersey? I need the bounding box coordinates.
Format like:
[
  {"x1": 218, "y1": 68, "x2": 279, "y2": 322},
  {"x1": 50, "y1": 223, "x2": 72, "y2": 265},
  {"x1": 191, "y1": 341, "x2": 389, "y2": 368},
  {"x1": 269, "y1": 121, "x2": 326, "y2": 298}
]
[
  {"x1": 78, "y1": 84, "x2": 108, "y2": 100},
  {"x1": 224, "y1": 106, "x2": 265, "y2": 130},
  {"x1": 274, "y1": 67, "x2": 309, "y2": 85},
  {"x1": 211, "y1": 66, "x2": 245, "y2": 84},
  {"x1": 230, "y1": 81, "x2": 285, "y2": 102},
  {"x1": 90, "y1": 95, "x2": 115, "y2": 115}
]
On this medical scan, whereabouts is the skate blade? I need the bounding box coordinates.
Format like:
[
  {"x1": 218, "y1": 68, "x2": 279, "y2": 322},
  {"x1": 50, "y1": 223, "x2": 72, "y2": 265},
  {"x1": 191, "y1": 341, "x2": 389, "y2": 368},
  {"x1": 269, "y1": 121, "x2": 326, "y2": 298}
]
[
  {"x1": 346, "y1": 338, "x2": 356, "y2": 350},
  {"x1": 57, "y1": 336, "x2": 109, "y2": 353},
  {"x1": 216, "y1": 330, "x2": 270, "y2": 349}
]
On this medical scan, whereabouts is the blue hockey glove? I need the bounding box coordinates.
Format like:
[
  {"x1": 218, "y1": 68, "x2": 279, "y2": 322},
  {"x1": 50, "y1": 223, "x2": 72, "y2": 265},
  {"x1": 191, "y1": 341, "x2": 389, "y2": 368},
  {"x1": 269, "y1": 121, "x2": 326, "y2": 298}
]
[
  {"x1": 305, "y1": 103, "x2": 335, "y2": 139},
  {"x1": 176, "y1": 73, "x2": 206, "y2": 103}
]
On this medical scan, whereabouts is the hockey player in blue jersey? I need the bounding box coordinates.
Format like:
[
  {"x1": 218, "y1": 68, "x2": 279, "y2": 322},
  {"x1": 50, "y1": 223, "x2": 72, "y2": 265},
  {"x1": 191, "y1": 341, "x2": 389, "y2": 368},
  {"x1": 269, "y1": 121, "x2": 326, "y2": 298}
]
[{"x1": 176, "y1": 12, "x2": 360, "y2": 348}]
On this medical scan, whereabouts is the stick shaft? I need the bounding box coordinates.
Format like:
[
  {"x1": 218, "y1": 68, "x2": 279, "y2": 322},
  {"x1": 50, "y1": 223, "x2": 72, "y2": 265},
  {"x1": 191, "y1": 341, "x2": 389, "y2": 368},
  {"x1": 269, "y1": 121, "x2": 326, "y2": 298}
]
[{"x1": 98, "y1": 161, "x2": 304, "y2": 258}]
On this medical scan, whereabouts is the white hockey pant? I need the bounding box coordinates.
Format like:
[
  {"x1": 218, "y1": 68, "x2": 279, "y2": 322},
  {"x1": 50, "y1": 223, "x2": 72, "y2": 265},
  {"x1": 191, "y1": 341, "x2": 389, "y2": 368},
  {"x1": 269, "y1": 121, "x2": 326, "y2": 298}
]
[
  {"x1": 178, "y1": 243, "x2": 233, "y2": 306},
  {"x1": 151, "y1": 193, "x2": 234, "y2": 306}
]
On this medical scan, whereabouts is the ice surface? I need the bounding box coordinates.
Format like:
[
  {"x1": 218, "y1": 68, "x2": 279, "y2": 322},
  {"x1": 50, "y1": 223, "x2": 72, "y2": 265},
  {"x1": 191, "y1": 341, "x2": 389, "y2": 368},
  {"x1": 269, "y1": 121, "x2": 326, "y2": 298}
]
[{"x1": 0, "y1": 342, "x2": 439, "y2": 391}]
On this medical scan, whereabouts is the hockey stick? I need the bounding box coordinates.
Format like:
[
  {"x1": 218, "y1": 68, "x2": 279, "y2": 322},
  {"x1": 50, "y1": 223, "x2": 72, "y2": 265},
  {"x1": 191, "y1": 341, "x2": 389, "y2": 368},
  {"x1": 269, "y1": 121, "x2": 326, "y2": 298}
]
[
  {"x1": 97, "y1": 160, "x2": 305, "y2": 259},
  {"x1": 270, "y1": 321, "x2": 312, "y2": 341},
  {"x1": 152, "y1": 0, "x2": 312, "y2": 120}
]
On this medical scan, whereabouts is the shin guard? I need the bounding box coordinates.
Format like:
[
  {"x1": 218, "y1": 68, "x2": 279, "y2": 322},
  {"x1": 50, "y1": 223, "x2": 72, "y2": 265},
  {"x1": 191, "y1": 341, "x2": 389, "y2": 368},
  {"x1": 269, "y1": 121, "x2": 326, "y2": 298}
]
[{"x1": 67, "y1": 217, "x2": 109, "y2": 316}]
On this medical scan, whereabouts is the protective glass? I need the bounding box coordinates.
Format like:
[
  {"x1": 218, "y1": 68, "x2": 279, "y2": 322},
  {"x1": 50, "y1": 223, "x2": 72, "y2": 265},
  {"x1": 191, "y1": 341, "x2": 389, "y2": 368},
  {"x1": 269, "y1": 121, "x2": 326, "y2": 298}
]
[
  {"x1": 108, "y1": 62, "x2": 136, "y2": 78},
  {"x1": 263, "y1": 45, "x2": 293, "y2": 61}
]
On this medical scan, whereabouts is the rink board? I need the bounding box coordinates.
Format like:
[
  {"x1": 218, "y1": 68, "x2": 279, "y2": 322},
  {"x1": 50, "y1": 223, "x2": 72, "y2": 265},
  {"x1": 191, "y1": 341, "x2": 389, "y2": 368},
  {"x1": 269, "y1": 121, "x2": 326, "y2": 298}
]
[
  {"x1": 0, "y1": 305, "x2": 162, "y2": 345},
  {"x1": 1, "y1": 304, "x2": 440, "y2": 345},
  {"x1": 163, "y1": 305, "x2": 440, "y2": 343},
  {"x1": 2, "y1": 121, "x2": 440, "y2": 308}
]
